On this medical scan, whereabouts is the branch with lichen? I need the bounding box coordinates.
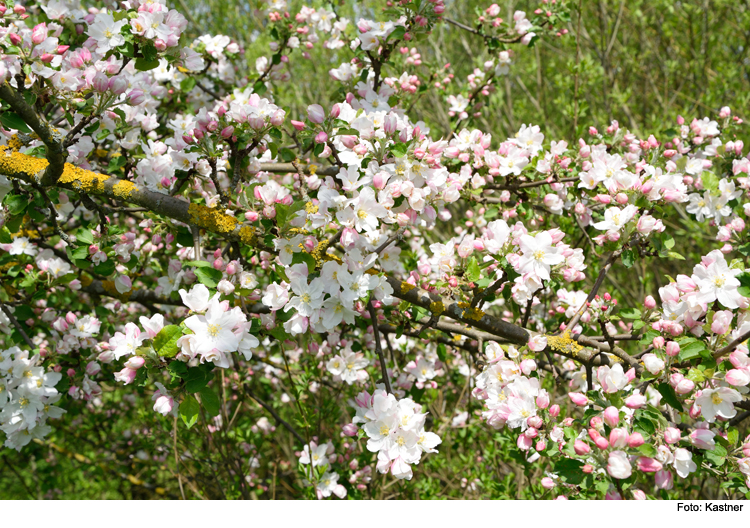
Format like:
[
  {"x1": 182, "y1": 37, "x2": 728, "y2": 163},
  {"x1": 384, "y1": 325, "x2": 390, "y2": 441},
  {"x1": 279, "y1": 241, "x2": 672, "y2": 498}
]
[
  {"x1": 0, "y1": 82, "x2": 66, "y2": 187},
  {"x1": 0, "y1": 146, "x2": 258, "y2": 246}
]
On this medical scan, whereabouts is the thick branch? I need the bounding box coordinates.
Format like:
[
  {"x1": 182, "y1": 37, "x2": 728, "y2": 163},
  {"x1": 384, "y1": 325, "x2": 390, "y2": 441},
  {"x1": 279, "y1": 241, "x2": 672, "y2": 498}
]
[{"x1": 0, "y1": 82, "x2": 66, "y2": 186}]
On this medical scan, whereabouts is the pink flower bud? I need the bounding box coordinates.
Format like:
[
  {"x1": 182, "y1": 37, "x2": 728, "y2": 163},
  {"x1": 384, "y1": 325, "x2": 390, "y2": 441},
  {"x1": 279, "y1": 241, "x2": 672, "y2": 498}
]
[
  {"x1": 568, "y1": 392, "x2": 589, "y2": 406},
  {"x1": 628, "y1": 432, "x2": 645, "y2": 448},
  {"x1": 574, "y1": 440, "x2": 590, "y2": 455},
  {"x1": 549, "y1": 404, "x2": 560, "y2": 418},
  {"x1": 674, "y1": 379, "x2": 694, "y2": 395},
  {"x1": 652, "y1": 336, "x2": 665, "y2": 349},
  {"x1": 637, "y1": 457, "x2": 662, "y2": 473},
  {"x1": 291, "y1": 120, "x2": 306, "y2": 131},
  {"x1": 307, "y1": 104, "x2": 326, "y2": 123},
  {"x1": 644, "y1": 295, "x2": 656, "y2": 309},
  {"x1": 664, "y1": 427, "x2": 681, "y2": 444},
  {"x1": 314, "y1": 131, "x2": 328, "y2": 144},
  {"x1": 665, "y1": 341, "x2": 680, "y2": 357},
  {"x1": 625, "y1": 393, "x2": 647, "y2": 409},
  {"x1": 32, "y1": 23, "x2": 48, "y2": 45},
  {"x1": 220, "y1": 126, "x2": 235, "y2": 139},
  {"x1": 603, "y1": 406, "x2": 620, "y2": 427},
  {"x1": 108, "y1": 76, "x2": 128, "y2": 95},
  {"x1": 655, "y1": 469, "x2": 673, "y2": 490},
  {"x1": 608, "y1": 427, "x2": 628, "y2": 448},
  {"x1": 124, "y1": 356, "x2": 145, "y2": 370},
  {"x1": 536, "y1": 392, "x2": 549, "y2": 409},
  {"x1": 342, "y1": 423, "x2": 358, "y2": 437}
]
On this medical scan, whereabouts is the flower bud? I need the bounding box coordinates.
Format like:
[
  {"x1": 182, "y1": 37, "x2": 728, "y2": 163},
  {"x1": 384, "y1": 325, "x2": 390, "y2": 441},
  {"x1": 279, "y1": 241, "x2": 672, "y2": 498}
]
[
  {"x1": 628, "y1": 432, "x2": 645, "y2": 448},
  {"x1": 603, "y1": 406, "x2": 620, "y2": 427},
  {"x1": 574, "y1": 440, "x2": 590, "y2": 455},
  {"x1": 307, "y1": 104, "x2": 326, "y2": 123}
]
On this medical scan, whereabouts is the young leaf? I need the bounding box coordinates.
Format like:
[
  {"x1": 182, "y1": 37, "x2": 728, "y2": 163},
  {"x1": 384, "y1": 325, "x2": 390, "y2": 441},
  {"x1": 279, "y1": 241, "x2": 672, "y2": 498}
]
[
  {"x1": 180, "y1": 395, "x2": 200, "y2": 428},
  {"x1": 153, "y1": 325, "x2": 183, "y2": 358}
]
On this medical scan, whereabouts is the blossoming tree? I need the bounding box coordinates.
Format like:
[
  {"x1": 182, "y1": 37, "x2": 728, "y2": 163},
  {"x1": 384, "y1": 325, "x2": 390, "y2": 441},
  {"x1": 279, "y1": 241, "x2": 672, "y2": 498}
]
[{"x1": 1, "y1": 0, "x2": 749, "y2": 500}]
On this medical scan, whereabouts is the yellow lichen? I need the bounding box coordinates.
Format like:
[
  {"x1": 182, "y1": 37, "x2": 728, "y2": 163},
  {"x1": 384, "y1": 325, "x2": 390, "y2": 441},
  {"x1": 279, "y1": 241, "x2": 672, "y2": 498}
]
[
  {"x1": 112, "y1": 180, "x2": 138, "y2": 199},
  {"x1": 547, "y1": 330, "x2": 584, "y2": 357},
  {"x1": 239, "y1": 225, "x2": 256, "y2": 245},
  {"x1": 187, "y1": 203, "x2": 238, "y2": 234},
  {"x1": 80, "y1": 273, "x2": 93, "y2": 288},
  {"x1": 429, "y1": 301, "x2": 445, "y2": 315},
  {"x1": 7, "y1": 135, "x2": 23, "y2": 151},
  {"x1": 0, "y1": 146, "x2": 141, "y2": 198},
  {"x1": 308, "y1": 164, "x2": 318, "y2": 175},
  {"x1": 401, "y1": 281, "x2": 415, "y2": 294},
  {"x1": 462, "y1": 307, "x2": 485, "y2": 321}
]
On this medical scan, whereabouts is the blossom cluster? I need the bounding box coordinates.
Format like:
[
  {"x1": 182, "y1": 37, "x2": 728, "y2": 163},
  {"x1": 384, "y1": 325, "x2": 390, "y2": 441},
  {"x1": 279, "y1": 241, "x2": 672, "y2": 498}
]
[
  {"x1": 351, "y1": 386, "x2": 441, "y2": 480},
  {"x1": 0, "y1": 346, "x2": 65, "y2": 450}
]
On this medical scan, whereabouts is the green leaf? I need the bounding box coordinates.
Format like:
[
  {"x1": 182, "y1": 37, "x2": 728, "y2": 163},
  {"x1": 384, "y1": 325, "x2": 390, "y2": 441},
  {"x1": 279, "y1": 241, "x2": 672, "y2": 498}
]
[
  {"x1": 622, "y1": 248, "x2": 635, "y2": 268},
  {"x1": 637, "y1": 443, "x2": 658, "y2": 457},
  {"x1": 634, "y1": 415, "x2": 656, "y2": 437},
  {"x1": 727, "y1": 428, "x2": 739, "y2": 446},
  {"x1": 5, "y1": 194, "x2": 30, "y2": 216},
  {"x1": 153, "y1": 325, "x2": 183, "y2": 358},
  {"x1": 134, "y1": 58, "x2": 160, "y2": 71},
  {"x1": 0, "y1": 227, "x2": 11, "y2": 244},
  {"x1": 76, "y1": 229, "x2": 95, "y2": 246},
  {"x1": 184, "y1": 260, "x2": 213, "y2": 268},
  {"x1": 184, "y1": 365, "x2": 215, "y2": 393},
  {"x1": 705, "y1": 444, "x2": 727, "y2": 467},
  {"x1": 93, "y1": 260, "x2": 116, "y2": 277},
  {"x1": 464, "y1": 257, "x2": 480, "y2": 283},
  {"x1": 619, "y1": 308, "x2": 641, "y2": 320},
  {"x1": 701, "y1": 170, "x2": 719, "y2": 192},
  {"x1": 387, "y1": 26, "x2": 406, "y2": 42},
  {"x1": 279, "y1": 148, "x2": 296, "y2": 162},
  {"x1": 199, "y1": 387, "x2": 221, "y2": 417},
  {"x1": 179, "y1": 395, "x2": 200, "y2": 428},
  {"x1": 194, "y1": 266, "x2": 223, "y2": 288},
  {"x1": 168, "y1": 360, "x2": 188, "y2": 378},
  {"x1": 275, "y1": 200, "x2": 306, "y2": 228},
  {"x1": 554, "y1": 458, "x2": 585, "y2": 485},
  {"x1": 656, "y1": 382, "x2": 683, "y2": 411},
  {"x1": 291, "y1": 251, "x2": 316, "y2": 270},
  {"x1": 737, "y1": 272, "x2": 750, "y2": 298},
  {"x1": 0, "y1": 112, "x2": 32, "y2": 133},
  {"x1": 391, "y1": 142, "x2": 408, "y2": 158},
  {"x1": 677, "y1": 339, "x2": 707, "y2": 362},
  {"x1": 180, "y1": 76, "x2": 196, "y2": 93}
]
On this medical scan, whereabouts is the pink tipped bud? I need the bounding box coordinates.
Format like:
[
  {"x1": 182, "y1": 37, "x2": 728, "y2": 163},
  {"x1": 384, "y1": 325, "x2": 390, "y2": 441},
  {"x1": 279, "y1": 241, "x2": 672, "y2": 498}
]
[
  {"x1": 549, "y1": 404, "x2": 560, "y2": 418},
  {"x1": 568, "y1": 392, "x2": 589, "y2": 406},
  {"x1": 307, "y1": 104, "x2": 326, "y2": 124},
  {"x1": 573, "y1": 440, "x2": 590, "y2": 455},
  {"x1": 220, "y1": 126, "x2": 235, "y2": 139},
  {"x1": 628, "y1": 432, "x2": 645, "y2": 448},
  {"x1": 644, "y1": 295, "x2": 656, "y2": 309},
  {"x1": 603, "y1": 406, "x2": 620, "y2": 427},
  {"x1": 664, "y1": 427, "x2": 681, "y2": 444},
  {"x1": 314, "y1": 131, "x2": 328, "y2": 144},
  {"x1": 665, "y1": 341, "x2": 680, "y2": 357},
  {"x1": 342, "y1": 423, "x2": 358, "y2": 437}
]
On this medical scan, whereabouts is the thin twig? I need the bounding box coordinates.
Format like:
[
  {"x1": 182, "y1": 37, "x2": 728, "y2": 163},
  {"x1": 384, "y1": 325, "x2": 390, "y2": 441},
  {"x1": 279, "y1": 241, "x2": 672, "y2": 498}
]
[
  {"x1": 368, "y1": 300, "x2": 393, "y2": 394},
  {"x1": 245, "y1": 389, "x2": 305, "y2": 444}
]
